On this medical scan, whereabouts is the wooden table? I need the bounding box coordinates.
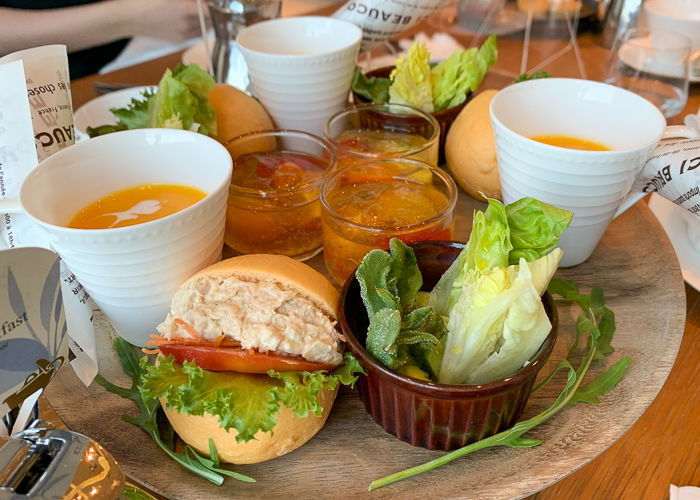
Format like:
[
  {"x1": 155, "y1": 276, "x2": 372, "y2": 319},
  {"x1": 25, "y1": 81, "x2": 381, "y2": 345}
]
[{"x1": 61, "y1": 16, "x2": 700, "y2": 500}]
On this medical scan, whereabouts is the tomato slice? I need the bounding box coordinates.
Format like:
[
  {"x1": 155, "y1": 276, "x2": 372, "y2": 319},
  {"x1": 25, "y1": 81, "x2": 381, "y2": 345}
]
[{"x1": 158, "y1": 344, "x2": 338, "y2": 373}]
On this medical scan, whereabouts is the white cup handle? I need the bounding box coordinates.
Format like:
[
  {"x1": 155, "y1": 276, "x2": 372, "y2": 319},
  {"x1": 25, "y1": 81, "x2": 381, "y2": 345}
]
[
  {"x1": 0, "y1": 198, "x2": 23, "y2": 214},
  {"x1": 614, "y1": 125, "x2": 700, "y2": 218}
]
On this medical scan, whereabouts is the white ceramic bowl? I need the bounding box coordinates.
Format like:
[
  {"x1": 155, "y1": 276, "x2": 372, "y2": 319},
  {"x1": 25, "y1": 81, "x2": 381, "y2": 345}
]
[
  {"x1": 73, "y1": 86, "x2": 155, "y2": 140},
  {"x1": 6, "y1": 129, "x2": 232, "y2": 345}
]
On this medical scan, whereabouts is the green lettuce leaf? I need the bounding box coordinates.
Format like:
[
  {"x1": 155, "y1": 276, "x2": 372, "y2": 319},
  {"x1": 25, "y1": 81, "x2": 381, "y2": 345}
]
[
  {"x1": 140, "y1": 352, "x2": 362, "y2": 443},
  {"x1": 389, "y1": 41, "x2": 434, "y2": 112},
  {"x1": 506, "y1": 197, "x2": 573, "y2": 265},
  {"x1": 111, "y1": 89, "x2": 155, "y2": 130},
  {"x1": 438, "y1": 254, "x2": 556, "y2": 385},
  {"x1": 351, "y1": 66, "x2": 391, "y2": 103},
  {"x1": 430, "y1": 198, "x2": 511, "y2": 316},
  {"x1": 357, "y1": 239, "x2": 445, "y2": 374},
  {"x1": 149, "y1": 63, "x2": 217, "y2": 136},
  {"x1": 467, "y1": 256, "x2": 558, "y2": 384},
  {"x1": 430, "y1": 33, "x2": 498, "y2": 112}
]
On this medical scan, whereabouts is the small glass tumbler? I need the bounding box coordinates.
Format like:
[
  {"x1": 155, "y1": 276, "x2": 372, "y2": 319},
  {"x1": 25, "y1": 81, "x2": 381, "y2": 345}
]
[
  {"x1": 604, "y1": 29, "x2": 697, "y2": 118},
  {"x1": 226, "y1": 129, "x2": 336, "y2": 260},
  {"x1": 320, "y1": 158, "x2": 457, "y2": 285},
  {"x1": 324, "y1": 103, "x2": 441, "y2": 168}
]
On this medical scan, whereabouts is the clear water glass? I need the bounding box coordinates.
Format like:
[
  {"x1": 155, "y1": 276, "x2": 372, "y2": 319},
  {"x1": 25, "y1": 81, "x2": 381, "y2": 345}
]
[{"x1": 605, "y1": 29, "x2": 695, "y2": 118}]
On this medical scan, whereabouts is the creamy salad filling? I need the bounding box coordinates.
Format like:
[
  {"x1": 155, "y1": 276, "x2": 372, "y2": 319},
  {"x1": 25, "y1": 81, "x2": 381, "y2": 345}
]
[{"x1": 156, "y1": 276, "x2": 343, "y2": 366}]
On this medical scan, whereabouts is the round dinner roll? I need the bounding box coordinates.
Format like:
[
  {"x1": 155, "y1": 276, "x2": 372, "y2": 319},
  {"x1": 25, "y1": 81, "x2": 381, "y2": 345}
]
[
  {"x1": 162, "y1": 384, "x2": 338, "y2": 464},
  {"x1": 207, "y1": 83, "x2": 276, "y2": 156},
  {"x1": 445, "y1": 89, "x2": 502, "y2": 201}
]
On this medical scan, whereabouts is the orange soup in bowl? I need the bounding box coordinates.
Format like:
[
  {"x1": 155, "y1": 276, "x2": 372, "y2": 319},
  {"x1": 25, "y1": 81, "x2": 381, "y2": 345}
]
[{"x1": 68, "y1": 184, "x2": 206, "y2": 229}]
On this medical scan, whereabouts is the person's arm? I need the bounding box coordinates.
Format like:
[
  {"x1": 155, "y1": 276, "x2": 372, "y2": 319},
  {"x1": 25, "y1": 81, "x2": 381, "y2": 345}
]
[{"x1": 0, "y1": 0, "x2": 200, "y2": 56}]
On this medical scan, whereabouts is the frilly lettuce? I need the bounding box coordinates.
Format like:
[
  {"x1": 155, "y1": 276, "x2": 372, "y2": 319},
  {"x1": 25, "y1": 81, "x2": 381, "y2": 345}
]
[
  {"x1": 139, "y1": 353, "x2": 363, "y2": 443},
  {"x1": 89, "y1": 63, "x2": 216, "y2": 138},
  {"x1": 389, "y1": 41, "x2": 434, "y2": 113},
  {"x1": 149, "y1": 63, "x2": 217, "y2": 136}
]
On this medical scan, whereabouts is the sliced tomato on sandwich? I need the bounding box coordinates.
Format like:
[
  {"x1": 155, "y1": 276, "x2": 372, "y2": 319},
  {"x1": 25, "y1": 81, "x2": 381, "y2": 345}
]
[
  {"x1": 157, "y1": 343, "x2": 339, "y2": 373},
  {"x1": 146, "y1": 319, "x2": 339, "y2": 373}
]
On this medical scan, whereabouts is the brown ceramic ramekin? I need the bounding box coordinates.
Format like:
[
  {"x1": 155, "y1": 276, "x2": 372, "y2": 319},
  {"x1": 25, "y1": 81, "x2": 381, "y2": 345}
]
[{"x1": 338, "y1": 241, "x2": 558, "y2": 451}]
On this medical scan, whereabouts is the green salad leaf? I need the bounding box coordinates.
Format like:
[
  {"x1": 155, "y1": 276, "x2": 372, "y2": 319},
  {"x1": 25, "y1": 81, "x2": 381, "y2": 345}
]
[
  {"x1": 430, "y1": 197, "x2": 573, "y2": 315},
  {"x1": 357, "y1": 239, "x2": 446, "y2": 375},
  {"x1": 351, "y1": 66, "x2": 391, "y2": 103},
  {"x1": 140, "y1": 351, "x2": 363, "y2": 443},
  {"x1": 351, "y1": 35, "x2": 498, "y2": 112},
  {"x1": 110, "y1": 88, "x2": 155, "y2": 130},
  {"x1": 368, "y1": 279, "x2": 631, "y2": 491},
  {"x1": 431, "y1": 33, "x2": 498, "y2": 111},
  {"x1": 95, "y1": 338, "x2": 256, "y2": 486},
  {"x1": 149, "y1": 63, "x2": 216, "y2": 136},
  {"x1": 506, "y1": 197, "x2": 574, "y2": 264},
  {"x1": 389, "y1": 41, "x2": 434, "y2": 113},
  {"x1": 88, "y1": 63, "x2": 216, "y2": 138}
]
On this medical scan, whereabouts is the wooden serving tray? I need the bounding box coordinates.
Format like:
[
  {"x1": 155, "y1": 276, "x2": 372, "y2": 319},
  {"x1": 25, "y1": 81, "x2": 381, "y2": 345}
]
[{"x1": 45, "y1": 195, "x2": 686, "y2": 499}]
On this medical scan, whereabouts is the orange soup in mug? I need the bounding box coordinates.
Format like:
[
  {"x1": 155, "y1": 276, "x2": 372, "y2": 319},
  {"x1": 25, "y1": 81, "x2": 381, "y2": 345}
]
[
  {"x1": 68, "y1": 184, "x2": 206, "y2": 229},
  {"x1": 531, "y1": 135, "x2": 612, "y2": 151}
]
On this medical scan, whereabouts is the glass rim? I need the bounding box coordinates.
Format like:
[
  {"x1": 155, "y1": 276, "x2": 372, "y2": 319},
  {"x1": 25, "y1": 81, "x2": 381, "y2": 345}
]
[
  {"x1": 319, "y1": 157, "x2": 458, "y2": 233},
  {"x1": 227, "y1": 128, "x2": 337, "y2": 198},
  {"x1": 323, "y1": 102, "x2": 441, "y2": 159}
]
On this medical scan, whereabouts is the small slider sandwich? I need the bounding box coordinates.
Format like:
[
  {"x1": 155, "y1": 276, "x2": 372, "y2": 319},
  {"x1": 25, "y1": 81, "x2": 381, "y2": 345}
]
[{"x1": 142, "y1": 254, "x2": 361, "y2": 464}]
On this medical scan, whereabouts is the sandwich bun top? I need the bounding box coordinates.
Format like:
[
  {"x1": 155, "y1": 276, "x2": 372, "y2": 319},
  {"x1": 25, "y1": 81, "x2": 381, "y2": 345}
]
[
  {"x1": 185, "y1": 254, "x2": 339, "y2": 320},
  {"x1": 156, "y1": 254, "x2": 343, "y2": 365}
]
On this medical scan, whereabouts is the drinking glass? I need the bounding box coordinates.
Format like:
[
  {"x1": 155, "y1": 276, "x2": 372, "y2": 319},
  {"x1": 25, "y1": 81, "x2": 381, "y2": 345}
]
[
  {"x1": 324, "y1": 103, "x2": 440, "y2": 168},
  {"x1": 225, "y1": 129, "x2": 336, "y2": 261},
  {"x1": 604, "y1": 29, "x2": 697, "y2": 118},
  {"x1": 207, "y1": 0, "x2": 282, "y2": 90},
  {"x1": 320, "y1": 158, "x2": 457, "y2": 285}
]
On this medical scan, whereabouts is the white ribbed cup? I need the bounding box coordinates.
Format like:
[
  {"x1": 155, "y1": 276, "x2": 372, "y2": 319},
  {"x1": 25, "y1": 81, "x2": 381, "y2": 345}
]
[
  {"x1": 490, "y1": 78, "x2": 699, "y2": 267},
  {"x1": 4, "y1": 129, "x2": 232, "y2": 345},
  {"x1": 237, "y1": 16, "x2": 362, "y2": 137}
]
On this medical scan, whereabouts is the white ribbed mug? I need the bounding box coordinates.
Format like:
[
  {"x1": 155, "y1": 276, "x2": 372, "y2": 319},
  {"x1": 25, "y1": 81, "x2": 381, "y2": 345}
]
[
  {"x1": 0, "y1": 129, "x2": 232, "y2": 345},
  {"x1": 490, "y1": 78, "x2": 699, "y2": 267},
  {"x1": 237, "y1": 16, "x2": 362, "y2": 137}
]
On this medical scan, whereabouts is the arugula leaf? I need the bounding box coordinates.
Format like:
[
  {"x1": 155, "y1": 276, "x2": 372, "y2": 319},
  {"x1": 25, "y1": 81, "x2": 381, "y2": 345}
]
[
  {"x1": 368, "y1": 279, "x2": 631, "y2": 491},
  {"x1": 95, "y1": 338, "x2": 255, "y2": 486}
]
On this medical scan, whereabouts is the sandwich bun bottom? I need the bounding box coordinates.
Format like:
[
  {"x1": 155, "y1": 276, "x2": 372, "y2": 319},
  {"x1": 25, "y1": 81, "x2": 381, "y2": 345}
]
[{"x1": 162, "y1": 384, "x2": 339, "y2": 464}]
